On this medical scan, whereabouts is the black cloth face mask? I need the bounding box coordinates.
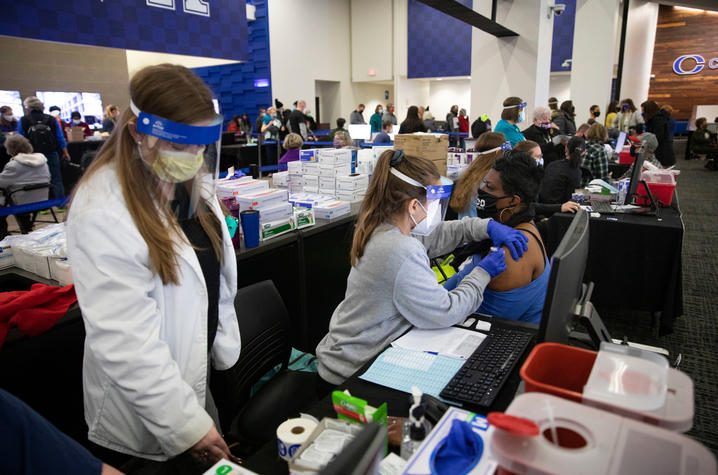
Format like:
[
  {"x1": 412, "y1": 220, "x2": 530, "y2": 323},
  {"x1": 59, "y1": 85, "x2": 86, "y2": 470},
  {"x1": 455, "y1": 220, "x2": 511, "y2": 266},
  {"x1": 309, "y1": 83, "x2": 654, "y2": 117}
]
[{"x1": 475, "y1": 189, "x2": 512, "y2": 219}]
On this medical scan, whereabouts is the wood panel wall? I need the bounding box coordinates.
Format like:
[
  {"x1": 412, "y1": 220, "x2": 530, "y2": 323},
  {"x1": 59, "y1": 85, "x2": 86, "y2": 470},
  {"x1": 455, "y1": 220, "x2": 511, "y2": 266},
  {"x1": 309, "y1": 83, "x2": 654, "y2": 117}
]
[{"x1": 648, "y1": 5, "x2": 718, "y2": 121}]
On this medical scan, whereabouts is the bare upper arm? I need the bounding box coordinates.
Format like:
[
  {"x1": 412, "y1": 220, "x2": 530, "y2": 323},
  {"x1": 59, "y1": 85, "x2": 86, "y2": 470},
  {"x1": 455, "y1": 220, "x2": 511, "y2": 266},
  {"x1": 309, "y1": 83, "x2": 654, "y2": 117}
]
[{"x1": 487, "y1": 227, "x2": 544, "y2": 292}]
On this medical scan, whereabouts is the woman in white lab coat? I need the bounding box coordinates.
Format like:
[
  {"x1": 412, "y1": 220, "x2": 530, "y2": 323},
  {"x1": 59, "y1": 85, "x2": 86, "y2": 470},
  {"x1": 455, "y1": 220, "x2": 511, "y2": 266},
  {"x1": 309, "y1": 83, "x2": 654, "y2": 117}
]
[{"x1": 67, "y1": 64, "x2": 240, "y2": 470}]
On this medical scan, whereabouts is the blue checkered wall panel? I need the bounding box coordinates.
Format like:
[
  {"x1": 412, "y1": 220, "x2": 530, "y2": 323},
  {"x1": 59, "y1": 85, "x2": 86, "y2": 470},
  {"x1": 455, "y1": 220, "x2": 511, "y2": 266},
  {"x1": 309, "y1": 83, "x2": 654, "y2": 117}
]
[
  {"x1": 192, "y1": 0, "x2": 271, "y2": 129},
  {"x1": 408, "y1": 0, "x2": 472, "y2": 78},
  {"x1": 550, "y1": 0, "x2": 576, "y2": 72},
  {"x1": 1, "y1": 0, "x2": 248, "y2": 62}
]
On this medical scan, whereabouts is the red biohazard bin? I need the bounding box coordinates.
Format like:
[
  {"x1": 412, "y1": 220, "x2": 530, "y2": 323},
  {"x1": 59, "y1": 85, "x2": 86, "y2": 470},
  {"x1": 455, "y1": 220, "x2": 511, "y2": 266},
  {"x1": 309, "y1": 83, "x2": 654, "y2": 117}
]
[{"x1": 520, "y1": 343, "x2": 597, "y2": 403}]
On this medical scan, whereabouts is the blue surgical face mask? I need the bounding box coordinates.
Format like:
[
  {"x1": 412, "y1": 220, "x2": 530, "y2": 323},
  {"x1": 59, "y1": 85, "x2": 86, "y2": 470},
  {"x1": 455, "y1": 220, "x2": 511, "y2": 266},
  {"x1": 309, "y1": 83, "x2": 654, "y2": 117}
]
[{"x1": 378, "y1": 109, "x2": 383, "y2": 114}]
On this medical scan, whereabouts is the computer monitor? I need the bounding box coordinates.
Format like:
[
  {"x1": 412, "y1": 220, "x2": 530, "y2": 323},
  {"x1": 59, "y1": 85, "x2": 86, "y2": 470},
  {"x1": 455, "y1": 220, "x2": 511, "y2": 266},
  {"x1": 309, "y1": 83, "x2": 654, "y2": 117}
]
[
  {"x1": 348, "y1": 124, "x2": 371, "y2": 141},
  {"x1": 35, "y1": 91, "x2": 103, "y2": 123},
  {"x1": 0, "y1": 90, "x2": 23, "y2": 116},
  {"x1": 320, "y1": 423, "x2": 386, "y2": 475},
  {"x1": 624, "y1": 152, "x2": 645, "y2": 205},
  {"x1": 538, "y1": 209, "x2": 612, "y2": 349},
  {"x1": 614, "y1": 131, "x2": 627, "y2": 154}
]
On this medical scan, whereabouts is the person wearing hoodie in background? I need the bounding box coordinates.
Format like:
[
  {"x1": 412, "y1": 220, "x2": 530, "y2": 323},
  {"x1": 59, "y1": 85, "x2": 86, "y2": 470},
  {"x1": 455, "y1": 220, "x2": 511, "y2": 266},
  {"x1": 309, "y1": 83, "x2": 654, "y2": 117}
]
[{"x1": 0, "y1": 135, "x2": 51, "y2": 239}]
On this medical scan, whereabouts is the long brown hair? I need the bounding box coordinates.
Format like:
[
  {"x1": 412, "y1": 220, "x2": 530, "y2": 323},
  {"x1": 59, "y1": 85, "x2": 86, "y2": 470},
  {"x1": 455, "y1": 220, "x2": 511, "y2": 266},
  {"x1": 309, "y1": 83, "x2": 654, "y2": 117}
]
[
  {"x1": 449, "y1": 132, "x2": 506, "y2": 213},
  {"x1": 74, "y1": 64, "x2": 223, "y2": 285},
  {"x1": 351, "y1": 150, "x2": 439, "y2": 266}
]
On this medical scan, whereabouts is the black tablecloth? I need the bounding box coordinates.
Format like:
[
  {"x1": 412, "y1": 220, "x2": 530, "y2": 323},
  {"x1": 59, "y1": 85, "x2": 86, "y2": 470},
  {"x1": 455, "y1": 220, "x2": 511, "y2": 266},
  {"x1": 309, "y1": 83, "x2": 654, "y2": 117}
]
[
  {"x1": 244, "y1": 316, "x2": 536, "y2": 475},
  {"x1": 67, "y1": 140, "x2": 105, "y2": 164},
  {"x1": 541, "y1": 204, "x2": 683, "y2": 336}
]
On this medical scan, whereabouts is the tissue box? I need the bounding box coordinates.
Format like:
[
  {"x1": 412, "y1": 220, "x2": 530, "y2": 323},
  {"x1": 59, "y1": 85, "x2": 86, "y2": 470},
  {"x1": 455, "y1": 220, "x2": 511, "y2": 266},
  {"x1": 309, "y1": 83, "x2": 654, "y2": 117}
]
[
  {"x1": 336, "y1": 174, "x2": 369, "y2": 191},
  {"x1": 291, "y1": 207, "x2": 316, "y2": 229},
  {"x1": 235, "y1": 189, "x2": 288, "y2": 210},
  {"x1": 314, "y1": 200, "x2": 351, "y2": 220},
  {"x1": 259, "y1": 202, "x2": 293, "y2": 224},
  {"x1": 261, "y1": 218, "x2": 294, "y2": 241},
  {"x1": 303, "y1": 162, "x2": 320, "y2": 176}
]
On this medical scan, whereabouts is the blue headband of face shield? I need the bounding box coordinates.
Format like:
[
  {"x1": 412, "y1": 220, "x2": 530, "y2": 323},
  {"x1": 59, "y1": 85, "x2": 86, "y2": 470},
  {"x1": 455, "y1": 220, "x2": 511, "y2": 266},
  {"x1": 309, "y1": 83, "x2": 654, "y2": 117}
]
[
  {"x1": 130, "y1": 101, "x2": 223, "y2": 145},
  {"x1": 390, "y1": 168, "x2": 453, "y2": 199},
  {"x1": 503, "y1": 101, "x2": 527, "y2": 110}
]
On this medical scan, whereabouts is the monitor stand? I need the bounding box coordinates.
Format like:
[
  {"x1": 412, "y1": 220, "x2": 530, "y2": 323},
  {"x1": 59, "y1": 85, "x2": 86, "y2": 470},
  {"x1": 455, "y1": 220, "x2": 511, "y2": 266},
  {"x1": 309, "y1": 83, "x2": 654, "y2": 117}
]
[{"x1": 570, "y1": 282, "x2": 670, "y2": 357}]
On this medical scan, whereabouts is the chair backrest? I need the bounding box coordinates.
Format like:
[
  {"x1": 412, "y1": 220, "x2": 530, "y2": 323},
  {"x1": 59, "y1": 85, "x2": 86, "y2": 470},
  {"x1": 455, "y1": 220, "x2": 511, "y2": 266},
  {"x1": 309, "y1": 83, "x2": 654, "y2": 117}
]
[
  {"x1": 211, "y1": 280, "x2": 291, "y2": 432},
  {"x1": 4, "y1": 183, "x2": 51, "y2": 206}
]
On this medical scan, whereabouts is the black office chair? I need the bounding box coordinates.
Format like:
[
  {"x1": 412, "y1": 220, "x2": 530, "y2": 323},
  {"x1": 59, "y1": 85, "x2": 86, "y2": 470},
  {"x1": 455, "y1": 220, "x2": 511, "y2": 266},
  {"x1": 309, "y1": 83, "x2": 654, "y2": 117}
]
[
  {"x1": 212, "y1": 280, "x2": 319, "y2": 451},
  {"x1": 0, "y1": 183, "x2": 58, "y2": 229}
]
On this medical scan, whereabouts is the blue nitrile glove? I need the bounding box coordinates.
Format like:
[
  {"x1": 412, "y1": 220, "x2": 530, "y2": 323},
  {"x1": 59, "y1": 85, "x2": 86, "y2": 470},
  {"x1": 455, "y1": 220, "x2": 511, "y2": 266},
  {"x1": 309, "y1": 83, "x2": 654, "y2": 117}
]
[
  {"x1": 430, "y1": 419, "x2": 484, "y2": 475},
  {"x1": 486, "y1": 219, "x2": 529, "y2": 262},
  {"x1": 443, "y1": 254, "x2": 483, "y2": 291},
  {"x1": 477, "y1": 249, "x2": 507, "y2": 278}
]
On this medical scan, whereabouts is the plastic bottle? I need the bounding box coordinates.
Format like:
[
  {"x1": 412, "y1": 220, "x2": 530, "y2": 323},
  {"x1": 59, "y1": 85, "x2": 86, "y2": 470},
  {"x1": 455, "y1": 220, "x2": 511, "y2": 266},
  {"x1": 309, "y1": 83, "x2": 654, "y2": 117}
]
[{"x1": 400, "y1": 386, "x2": 428, "y2": 460}]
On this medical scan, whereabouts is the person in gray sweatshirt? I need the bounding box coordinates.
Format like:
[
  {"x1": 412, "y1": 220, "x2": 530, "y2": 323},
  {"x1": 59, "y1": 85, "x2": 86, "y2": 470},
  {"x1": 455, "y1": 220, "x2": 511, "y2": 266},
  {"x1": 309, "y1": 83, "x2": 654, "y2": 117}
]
[
  {"x1": 315, "y1": 149, "x2": 529, "y2": 386},
  {"x1": 0, "y1": 134, "x2": 51, "y2": 239}
]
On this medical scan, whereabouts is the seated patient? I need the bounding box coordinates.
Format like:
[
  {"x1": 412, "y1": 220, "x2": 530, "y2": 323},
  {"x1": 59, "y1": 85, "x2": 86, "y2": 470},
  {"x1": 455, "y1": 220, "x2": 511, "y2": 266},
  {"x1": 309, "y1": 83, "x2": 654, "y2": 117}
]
[{"x1": 444, "y1": 151, "x2": 550, "y2": 324}]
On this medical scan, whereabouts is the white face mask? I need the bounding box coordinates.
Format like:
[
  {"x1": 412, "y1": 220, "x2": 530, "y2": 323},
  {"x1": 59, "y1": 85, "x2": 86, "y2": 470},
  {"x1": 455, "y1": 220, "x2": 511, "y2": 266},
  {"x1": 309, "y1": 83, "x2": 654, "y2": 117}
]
[
  {"x1": 537, "y1": 158, "x2": 544, "y2": 167},
  {"x1": 410, "y1": 199, "x2": 441, "y2": 236},
  {"x1": 2, "y1": 114, "x2": 13, "y2": 121},
  {"x1": 72, "y1": 119, "x2": 81, "y2": 125},
  {"x1": 50, "y1": 110, "x2": 60, "y2": 117}
]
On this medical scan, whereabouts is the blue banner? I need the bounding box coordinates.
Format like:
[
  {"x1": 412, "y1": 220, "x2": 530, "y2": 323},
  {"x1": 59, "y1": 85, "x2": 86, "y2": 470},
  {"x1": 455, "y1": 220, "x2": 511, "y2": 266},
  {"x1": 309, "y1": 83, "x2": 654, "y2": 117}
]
[{"x1": 2, "y1": 0, "x2": 248, "y2": 62}]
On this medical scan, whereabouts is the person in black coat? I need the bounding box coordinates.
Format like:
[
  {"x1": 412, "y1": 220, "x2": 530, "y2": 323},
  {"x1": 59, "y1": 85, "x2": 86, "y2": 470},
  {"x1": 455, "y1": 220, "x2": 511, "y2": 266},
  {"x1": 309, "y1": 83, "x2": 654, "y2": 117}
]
[
  {"x1": 539, "y1": 136, "x2": 584, "y2": 205},
  {"x1": 522, "y1": 106, "x2": 564, "y2": 167},
  {"x1": 398, "y1": 106, "x2": 427, "y2": 134},
  {"x1": 642, "y1": 100, "x2": 675, "y2": 167}
]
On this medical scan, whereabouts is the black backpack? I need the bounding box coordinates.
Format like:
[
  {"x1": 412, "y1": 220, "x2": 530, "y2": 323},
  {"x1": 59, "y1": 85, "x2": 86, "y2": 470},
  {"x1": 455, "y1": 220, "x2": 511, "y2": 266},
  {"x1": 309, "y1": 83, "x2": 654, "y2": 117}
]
[
  {"x1": 23, "y1": 114, "x2": 57, "y2": 154},
  {"x1": 471, "y1": 115, "x2": 492, "y2": 139}
]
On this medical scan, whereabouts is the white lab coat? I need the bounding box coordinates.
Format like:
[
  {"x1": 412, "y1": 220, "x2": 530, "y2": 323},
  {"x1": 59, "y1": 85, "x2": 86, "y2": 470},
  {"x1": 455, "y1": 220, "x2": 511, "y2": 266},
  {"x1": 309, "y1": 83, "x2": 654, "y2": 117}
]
[{"x1": 67, "y1": 164, "x2": 240, "y2": 461}]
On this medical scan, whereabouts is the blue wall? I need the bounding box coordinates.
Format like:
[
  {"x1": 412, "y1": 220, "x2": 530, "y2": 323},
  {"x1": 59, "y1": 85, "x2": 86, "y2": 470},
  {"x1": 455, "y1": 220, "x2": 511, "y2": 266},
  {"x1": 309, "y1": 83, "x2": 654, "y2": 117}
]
[
  {"x1": 407, "y1": 0, "x2": 472, "y2": 78},
  {"x1": 550, "y1": 0, "x2": 576, "y2": 72},
  {"x1": 193, "y1": 0, "x2": 271, "y2": 130},
  {"x1": 2, "y1": 0, "x2": 247, "y2": 62}
]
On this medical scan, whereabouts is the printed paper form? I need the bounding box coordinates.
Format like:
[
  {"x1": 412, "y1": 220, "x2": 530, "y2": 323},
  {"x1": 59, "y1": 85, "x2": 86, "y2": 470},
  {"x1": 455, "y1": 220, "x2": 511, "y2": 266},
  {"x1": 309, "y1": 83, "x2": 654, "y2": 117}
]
[{"x1": 391, "y1": 327, "x2": 487, "y2": 360}]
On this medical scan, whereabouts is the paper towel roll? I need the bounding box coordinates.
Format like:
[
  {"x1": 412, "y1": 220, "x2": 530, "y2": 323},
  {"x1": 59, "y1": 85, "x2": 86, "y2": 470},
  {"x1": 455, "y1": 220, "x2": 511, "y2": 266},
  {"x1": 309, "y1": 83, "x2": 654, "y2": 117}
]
[{"x1": 276, "y1": 417, "x2": 317, "y2": 461}]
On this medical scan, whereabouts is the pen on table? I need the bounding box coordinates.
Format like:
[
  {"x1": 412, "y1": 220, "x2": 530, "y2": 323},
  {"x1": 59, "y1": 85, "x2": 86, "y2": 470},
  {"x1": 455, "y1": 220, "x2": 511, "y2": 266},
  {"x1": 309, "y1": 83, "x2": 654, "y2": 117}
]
[
  {"x1": 606, "y1": 217, "x2": 618, "y2": 221},
  {"x1": 425, "y1": 351, "x2": 439, "y2": 355}
]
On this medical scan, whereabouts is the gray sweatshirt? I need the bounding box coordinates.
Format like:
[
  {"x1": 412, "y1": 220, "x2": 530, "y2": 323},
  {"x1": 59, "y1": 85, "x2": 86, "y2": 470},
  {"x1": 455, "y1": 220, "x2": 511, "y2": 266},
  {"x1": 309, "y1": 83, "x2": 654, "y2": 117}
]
[
  {"x1": 316, "y1": 218, "x2": 492, "y2": 384},
  {"x1": 0, "y1": 153, "x2": 51, "y2": 206}
]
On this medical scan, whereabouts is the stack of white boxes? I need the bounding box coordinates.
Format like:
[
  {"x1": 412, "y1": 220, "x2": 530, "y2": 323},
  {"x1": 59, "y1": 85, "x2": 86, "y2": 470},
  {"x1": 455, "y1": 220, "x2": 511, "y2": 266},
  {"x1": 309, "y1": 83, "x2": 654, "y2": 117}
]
[
  {"x1": 235, "y1": 188, "x2": 292, "y2": 225},
  {"x1": 313, "y1": 200, "x2": 351, "y2": 220},
  {"x1": 287, "y1": 160, "x2": 304, "y2": 192},
  {"x1": 335, "y1": 173, "x2": 369, "y2": 202},
  {"x1": 272, "y1": 171, "x2": 289, "y2": 188},
  {"x1": 308, "y1": 149, "x2": 352, "y2": 198},
  {"x1": 302, "y1": 162, "x2": 320, "y2": 193},
  {"x1": 216, "y1": 176, "x2": 270, "y2": 201}
]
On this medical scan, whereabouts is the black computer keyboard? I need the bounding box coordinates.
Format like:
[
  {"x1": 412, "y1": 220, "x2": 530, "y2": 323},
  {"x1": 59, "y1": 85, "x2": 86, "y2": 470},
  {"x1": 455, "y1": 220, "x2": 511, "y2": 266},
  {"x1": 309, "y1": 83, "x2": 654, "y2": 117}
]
[
  {"x1": 440, "y1": 327, "x2": 533, "y2": 408},
  {"x1": 589, "y1": 200, "x2": 615, "y2": 214}
]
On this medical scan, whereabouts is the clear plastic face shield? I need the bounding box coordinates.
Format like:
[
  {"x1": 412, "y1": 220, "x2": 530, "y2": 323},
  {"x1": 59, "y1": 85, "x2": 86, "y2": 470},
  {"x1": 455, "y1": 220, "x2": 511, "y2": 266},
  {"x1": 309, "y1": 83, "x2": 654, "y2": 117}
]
[
  {"x1": 504, "y1": 101, "x2": 527, "y2": 123},
  {"x1": 390, "y1": 167, "x2": 453, "y2": 236},
  {"x1": 130, "y1": 101, "x2": 223, "y2": 220}
]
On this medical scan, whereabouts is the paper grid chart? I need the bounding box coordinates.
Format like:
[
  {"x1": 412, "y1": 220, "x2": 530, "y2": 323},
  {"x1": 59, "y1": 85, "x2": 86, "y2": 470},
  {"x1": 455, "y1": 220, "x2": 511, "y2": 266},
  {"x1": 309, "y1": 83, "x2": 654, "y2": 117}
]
[{"x1": 360, "y1": 347, "x2": 464, "y2": 400}]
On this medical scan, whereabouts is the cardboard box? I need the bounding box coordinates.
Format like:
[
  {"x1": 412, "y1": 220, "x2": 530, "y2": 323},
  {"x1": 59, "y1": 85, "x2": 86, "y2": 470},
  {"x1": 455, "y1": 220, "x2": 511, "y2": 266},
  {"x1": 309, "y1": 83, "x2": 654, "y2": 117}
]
[
  {"x1": 272, "y1": 171, "x2": 289, "y2": 187},
  {"x1": 288, "y1": 418, "x2": 364, "y2": 474},
  {"x1": 319, "y1": 177, "x2": 335, "y2": 190},
  {"x1": 336, "y1": 173, "x2": 369, "y2": 191},
  {"x1": 394, "y1": 133, "x2": 449, "y2": 161},
  {"x1": 299, "y1": 149, "x2": 316, "y2": 162},
  {"x1": 235, "y1": 189, "x2": 288, "y2": 211},
  {"x1": 216, "y1": 179, "x2": 269, "y2": 199},
  {"x1": 303, "y1": 175, "x2": 319, "y2": 188},
  {"x1": 288, "y1": 160, "x2": 303, "y2": 174},
  {"x1": 314, "y1": 200, "x2": 351, "y2": 220},
  {"x1": 336, "y1": 190, "x2": 365, "y2": 202},
  {"x1": 303, "y1": 162, "x2": 320, "y2": 176},
  {"x1": 259, "y1": 202, "x2": 293, "y2": 224},
  {"x1": 0, "y1": 244, "x2": 14, "y2": 270}
]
